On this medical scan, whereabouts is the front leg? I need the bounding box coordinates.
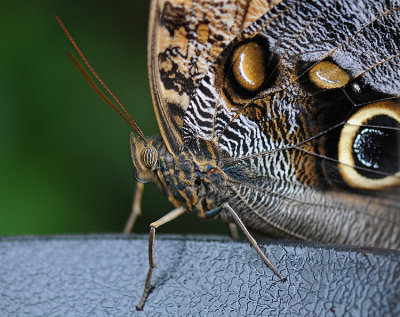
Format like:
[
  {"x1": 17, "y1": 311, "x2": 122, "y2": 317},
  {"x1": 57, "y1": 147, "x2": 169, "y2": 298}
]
[{"x1": 136, "y1": 206, "x2": 186, "y2": 310}]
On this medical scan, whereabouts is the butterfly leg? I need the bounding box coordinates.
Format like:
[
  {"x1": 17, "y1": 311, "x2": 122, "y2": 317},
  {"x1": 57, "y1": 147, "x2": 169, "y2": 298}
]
[
  {"x1": 136, "y1": 206, "x2": 186, "y2": 311},
  {"x1": 222, "y1": 203, "x2": 286, "y2": 283},
  {"x1": 124, "y1": 182, "x2": 144, "y2": 234}
]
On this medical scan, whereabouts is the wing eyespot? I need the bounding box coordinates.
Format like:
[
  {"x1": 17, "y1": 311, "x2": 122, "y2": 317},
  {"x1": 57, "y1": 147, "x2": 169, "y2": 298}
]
[
  {"x1": 232, "y1": 41, "x2": 265, "y2": 92},
  {"x1": 308, "y1": 61, "x2": 350, "y2": 89},
  {"x1": 338, "y1": 101, "x2": 400, "y2": 189},
  {"x1": 222, "y1": 35, "x2": 278, "y2": 103}
]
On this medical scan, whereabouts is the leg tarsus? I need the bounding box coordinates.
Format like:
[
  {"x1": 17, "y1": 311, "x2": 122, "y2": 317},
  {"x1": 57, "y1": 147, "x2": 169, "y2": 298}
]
[
  {"x1": 222, "y1": 203, "x2": 286, "y2": 283},
  {"x1": 136, "y1": 266, "x2": 153, "y2": 311}
]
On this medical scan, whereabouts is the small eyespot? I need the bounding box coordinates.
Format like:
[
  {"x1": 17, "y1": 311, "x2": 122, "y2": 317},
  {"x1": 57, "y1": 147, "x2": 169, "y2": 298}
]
[
  {"x1": 232, "y1": 41, "x2": 265, "y2": 92},
  {"x1": 309, "y1": 61, "x2": 350, "y2": 89},
  {"x1": 338, "y1": 101, "x2": 400, "y2": 189},
  {"x1": 141, "y1": 146, "x2": 158, "y2": 170}
]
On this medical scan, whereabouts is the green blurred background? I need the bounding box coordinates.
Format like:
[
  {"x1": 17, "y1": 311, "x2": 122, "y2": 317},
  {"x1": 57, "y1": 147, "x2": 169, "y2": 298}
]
[{"x1": 0, "y1": 0, "x2": 225, "y2": 236}]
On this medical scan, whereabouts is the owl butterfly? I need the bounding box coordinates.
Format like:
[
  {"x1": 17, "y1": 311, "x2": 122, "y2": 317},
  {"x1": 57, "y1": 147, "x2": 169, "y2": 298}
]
[
  {"x1": 58, "y1": 0, "x2": 400, "y2": 311},
  {"x1": 129, "y1": 0, "x2": 400, "y2": 309}
]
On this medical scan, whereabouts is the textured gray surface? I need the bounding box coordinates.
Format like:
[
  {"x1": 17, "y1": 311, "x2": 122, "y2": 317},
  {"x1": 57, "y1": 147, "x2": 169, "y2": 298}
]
[{"x1": 0, "y1": 234, "x2": 399, "y2": 316}]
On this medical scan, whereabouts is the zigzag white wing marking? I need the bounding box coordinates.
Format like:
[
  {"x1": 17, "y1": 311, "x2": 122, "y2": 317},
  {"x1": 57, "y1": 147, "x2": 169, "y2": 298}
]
[{"x1": 184, "y1": 75, "x2": 218, "y2": 140}]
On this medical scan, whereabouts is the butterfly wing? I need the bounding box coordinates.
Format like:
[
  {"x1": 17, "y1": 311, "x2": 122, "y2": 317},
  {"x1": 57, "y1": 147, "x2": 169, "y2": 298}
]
[
  {"x1": 148, "y1": 0, "x2": 280, "y2": 154},
  {"x1": 182, "y1": 0, "x2": 400, "y2": 248}
]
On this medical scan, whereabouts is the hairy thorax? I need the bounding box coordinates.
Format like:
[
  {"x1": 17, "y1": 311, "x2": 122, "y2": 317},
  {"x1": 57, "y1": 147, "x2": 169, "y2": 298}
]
[{"x1": 131, "y1": 134, "x2": 227, "y2": 217}]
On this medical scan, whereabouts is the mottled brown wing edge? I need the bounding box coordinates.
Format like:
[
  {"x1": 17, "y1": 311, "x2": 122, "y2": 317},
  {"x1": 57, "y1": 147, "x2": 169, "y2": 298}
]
[
  {"x1": 148, "y1": 0, "x2": 184, "y2": 154},
  {"x1": 147, "y1": 0, "x2": 282, "y2": 155}
]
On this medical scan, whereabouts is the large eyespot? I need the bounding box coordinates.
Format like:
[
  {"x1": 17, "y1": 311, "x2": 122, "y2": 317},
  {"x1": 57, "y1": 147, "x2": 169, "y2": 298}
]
[
  {"x1": 141, "y1": 146, "x2": 158, "y2": 170},
  {"x1": 338, "y1": 101, "x2": 400, "y2": 189},
  {"x1": 308, "y1": 61, "x2": 350, "y2": 89}
]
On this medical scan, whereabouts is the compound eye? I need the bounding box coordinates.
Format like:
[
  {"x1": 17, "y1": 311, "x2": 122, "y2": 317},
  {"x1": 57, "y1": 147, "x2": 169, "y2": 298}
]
[
  {"x1": 141, "y1": 146, "x2": 158, "y2": 170},
  {"x1": 338, "y1": 101, "x2": 400, "y2": 189}
]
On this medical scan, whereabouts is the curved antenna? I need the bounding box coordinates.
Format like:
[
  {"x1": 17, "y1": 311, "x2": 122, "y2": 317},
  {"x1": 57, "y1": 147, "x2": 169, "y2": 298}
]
[
  {"x1": 67, "y1": 52, "x2": 140, "y2": 132},
  {"x1": 55, "y1": 15, "x2": 147, "y2": 142}
]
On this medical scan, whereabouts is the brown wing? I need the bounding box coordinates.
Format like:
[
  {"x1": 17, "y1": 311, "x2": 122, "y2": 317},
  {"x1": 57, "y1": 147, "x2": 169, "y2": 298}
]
[
  {"x1": 147, "y1": 0, "x2": 281, "y2": 154},
  {"x1": 180, "y1": 0, "x2": 400, "y2": 247}
]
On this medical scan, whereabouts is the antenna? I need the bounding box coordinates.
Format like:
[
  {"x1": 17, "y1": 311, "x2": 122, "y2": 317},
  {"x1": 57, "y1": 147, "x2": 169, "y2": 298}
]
[{"x1": 55, "y1": 15, "x2": 147, "y2": 142}]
